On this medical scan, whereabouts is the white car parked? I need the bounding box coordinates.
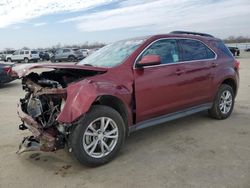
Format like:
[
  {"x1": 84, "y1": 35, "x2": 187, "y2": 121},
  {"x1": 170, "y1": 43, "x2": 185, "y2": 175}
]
[
  {"x1": 79, "y1": 49, "x2": 89, "y2": 58},
  {"x1": 6, "y1": 50, "x2": 40, "y2": 63}
]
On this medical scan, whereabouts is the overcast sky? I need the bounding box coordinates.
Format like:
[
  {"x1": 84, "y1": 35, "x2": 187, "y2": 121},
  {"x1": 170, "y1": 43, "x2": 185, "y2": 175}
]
[{"x1": 0, "y1": 0, "x2": 249, "y2": 50}]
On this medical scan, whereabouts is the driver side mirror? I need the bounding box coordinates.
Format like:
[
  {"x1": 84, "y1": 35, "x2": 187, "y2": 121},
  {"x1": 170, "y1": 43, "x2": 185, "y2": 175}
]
[{"x1": 137, "y1": 55, "x2": 161, "y2": 67}]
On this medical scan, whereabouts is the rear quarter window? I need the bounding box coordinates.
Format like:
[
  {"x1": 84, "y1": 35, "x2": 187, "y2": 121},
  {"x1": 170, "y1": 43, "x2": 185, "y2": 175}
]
[
  {"x1": 178, "y1": 39, "x2": 215, "y2": 61},
  {"x1": 212, "y1": 40, "x2": 233, "y2": 58},
  {"x1": 31, "y1": 51, "x2": 38, "y2": 54}
]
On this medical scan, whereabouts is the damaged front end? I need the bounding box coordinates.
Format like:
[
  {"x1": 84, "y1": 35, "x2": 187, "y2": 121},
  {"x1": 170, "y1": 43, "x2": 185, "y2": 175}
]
[
  {"x1": 16, "y1": 65, "x2": 106, "y2": 154},
  {"x1": 17, "y1": 74, "x2": 67, "y2": 153}
]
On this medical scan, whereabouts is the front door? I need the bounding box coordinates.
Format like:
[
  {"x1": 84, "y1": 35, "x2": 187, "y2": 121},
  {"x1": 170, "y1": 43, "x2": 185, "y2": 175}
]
[
  {"x1": 12, "y1": 50, "x2": 20, "y2": 61},
  {"x1": 134, "y1": 39, "x2": 189, "y2": 122}
]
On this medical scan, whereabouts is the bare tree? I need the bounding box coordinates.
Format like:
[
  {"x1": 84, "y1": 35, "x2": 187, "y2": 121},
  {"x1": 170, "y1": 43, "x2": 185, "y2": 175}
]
[{"x1": 224, "y1": 36, "x2": 250, "y2": 43}]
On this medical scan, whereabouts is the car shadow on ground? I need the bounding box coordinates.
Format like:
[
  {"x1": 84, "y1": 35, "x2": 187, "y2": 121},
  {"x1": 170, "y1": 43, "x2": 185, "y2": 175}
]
[
  {"x1": 0, "y1": 81, "x2": 20, "y2": 89},
  {"x1": 18, "y1": 111, "x2": 213, "y2": 176}
]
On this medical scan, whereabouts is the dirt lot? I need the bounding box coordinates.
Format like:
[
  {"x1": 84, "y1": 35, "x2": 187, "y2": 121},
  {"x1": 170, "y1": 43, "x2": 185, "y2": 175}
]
[{"x1": 0, "y1": 53, "x2": 250, "y2": 188}]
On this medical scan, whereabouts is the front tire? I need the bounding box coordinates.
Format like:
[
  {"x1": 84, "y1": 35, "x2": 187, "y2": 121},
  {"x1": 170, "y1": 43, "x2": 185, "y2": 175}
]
[
  {"x1": 7, "y1": 58, "x2": 12, "y2": 62},
  {"x1": 209, "y1": 84, "x2": 235, "y2": 119},
  {"x1": 69, "y1": 105, "x2": 126, "y2": 166}
]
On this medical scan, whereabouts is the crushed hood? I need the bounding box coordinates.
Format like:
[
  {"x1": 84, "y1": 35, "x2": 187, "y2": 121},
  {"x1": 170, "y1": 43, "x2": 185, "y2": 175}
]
[{"x1": 12, "y1": 63, "x2": 108, "y2": 78}]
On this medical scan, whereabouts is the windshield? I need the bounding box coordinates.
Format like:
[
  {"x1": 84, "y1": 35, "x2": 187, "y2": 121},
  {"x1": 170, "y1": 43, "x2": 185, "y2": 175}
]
[{"x1": 78, "y1": 38, "x2": 145, "y2": 67}]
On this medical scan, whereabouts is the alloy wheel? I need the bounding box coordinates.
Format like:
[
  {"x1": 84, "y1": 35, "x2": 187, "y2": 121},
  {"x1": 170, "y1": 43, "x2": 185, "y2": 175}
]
[
  {"x1": 219, "y1": 90, "x2": 233, "y2": 114},
  {"x1": 83, "y1": 117, "x2": 119, "y2": 158}
]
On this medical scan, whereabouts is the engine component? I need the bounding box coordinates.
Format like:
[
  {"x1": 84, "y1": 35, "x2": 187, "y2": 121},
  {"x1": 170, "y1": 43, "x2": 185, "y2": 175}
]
[{"x1": 27, "y1": 97, "x2": 43, "y2": 118}]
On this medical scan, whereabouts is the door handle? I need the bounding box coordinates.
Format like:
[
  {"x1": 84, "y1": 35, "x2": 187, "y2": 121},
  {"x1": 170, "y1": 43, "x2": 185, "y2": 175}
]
[
  {"x1": 175, "y1": 69, "x2": 185, "y2": 75},
  {"x1": 211, "y1": 62, "x2": 218, "y2": 68}
]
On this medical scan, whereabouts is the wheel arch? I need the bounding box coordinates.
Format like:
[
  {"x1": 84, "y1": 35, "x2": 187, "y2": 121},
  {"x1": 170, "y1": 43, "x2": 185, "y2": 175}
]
[
  {"x1": 68, "y1": 55, "x2": 75, "y2": 58},
  {"x1": 94, "y1": 95, "x2": 130, "y2": 136},
  {"x1": 220, "y1": 78, "x2": 237, "y2": 96},
  {"x1": 57, "y1": 80, "x2": 133, "y2": 129}
]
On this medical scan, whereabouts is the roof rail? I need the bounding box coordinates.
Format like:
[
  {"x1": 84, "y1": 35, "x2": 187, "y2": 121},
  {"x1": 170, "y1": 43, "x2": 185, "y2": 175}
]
[{"x1": 170, "y1": 31, "x2": 214, "y2": 38}]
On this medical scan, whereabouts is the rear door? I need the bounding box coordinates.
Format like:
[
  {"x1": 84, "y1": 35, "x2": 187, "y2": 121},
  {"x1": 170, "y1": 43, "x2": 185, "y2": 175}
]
[{"x1": 177, "y1": 39, "x2": 216, "y2": 106}]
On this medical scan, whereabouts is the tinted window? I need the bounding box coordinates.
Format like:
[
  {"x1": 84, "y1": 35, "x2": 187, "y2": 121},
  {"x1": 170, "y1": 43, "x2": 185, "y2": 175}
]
[
  {"x1": 20, "y1": 51, "x2": 24, "y2": 55},
  {"x1": 13, "y1": 51, "x2": 19, "y2": 55},
  {"x1": 25, "y1": 51, "x2": 29, "y2": 54},
  {"x1": 206, "y1": 47, "x2": 216, "y2": 59},
  {"x1": 7, "y1": 51, "x2": 14, "y2": 54},
  {"x1": 214, "y1": 41, "x2": 233, "y2": 58},
  {"x1": 31, "y1": 51, "x2": 38, "y2": 54},
  {"x1": 63, "y1": 49, "x2": 70, "y2": 53},
  {"x1": 139, "y1": 39, "x2": 180, "y2": 64},
  {"x1": 179, "y1": 39, "x2": 215, "y2": 61}
]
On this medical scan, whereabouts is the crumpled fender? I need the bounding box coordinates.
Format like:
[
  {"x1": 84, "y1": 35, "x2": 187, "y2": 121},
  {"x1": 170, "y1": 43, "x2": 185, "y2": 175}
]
[{"x1": 57, "y1": 79, "x2": 132, "y2": 124}]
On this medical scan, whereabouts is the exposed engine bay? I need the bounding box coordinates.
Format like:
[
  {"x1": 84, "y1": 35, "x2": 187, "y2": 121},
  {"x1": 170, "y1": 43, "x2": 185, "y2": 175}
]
[{"x1": 17, "y1": 68, "x2": 103, "y2": 154}]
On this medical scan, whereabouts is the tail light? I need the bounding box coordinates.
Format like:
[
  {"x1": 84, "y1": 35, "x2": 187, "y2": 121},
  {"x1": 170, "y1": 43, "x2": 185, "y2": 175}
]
[
  {"x1": 3, "y1": 66, "x2": 11, "y2": 74},
  {"x1": 234, "y1": 60, "x2": 240, "y2": 70}
]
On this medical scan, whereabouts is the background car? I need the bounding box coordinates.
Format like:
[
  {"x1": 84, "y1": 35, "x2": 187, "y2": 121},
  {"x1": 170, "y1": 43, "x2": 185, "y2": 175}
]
[
  {"x1": 0, "y1": 63, "x2": 15, "y2": 85},
  {"x1": 51, "y1": 48, "x2": 84, "y2": 62},
  {"x1": 88, "y1": 48, "x2": 100, "y2": 55},
  {"x1": 245, "y1": 48, "x2": 250, "y2": 52},
  {"x1": 228, "y1": 46, "x2": 240, "y2": 56},
  {"x1": 0, "y1": 50, "x2": 15, "y2": 61},
  {"x1": 79, "y1": 49, "x2": 89, "y2": 58},
  {"x1": 6, "y1": 50, "x2": 40, "y2": 63},
  {"x1": 39, "y1": 51, "x2": 51, "y2": 61}
]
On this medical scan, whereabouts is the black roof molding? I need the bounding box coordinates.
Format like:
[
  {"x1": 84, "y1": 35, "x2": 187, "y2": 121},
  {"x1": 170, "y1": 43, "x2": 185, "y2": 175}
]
[{"x1": 170, "y1": 31, "x2": 215, "y2": 38}]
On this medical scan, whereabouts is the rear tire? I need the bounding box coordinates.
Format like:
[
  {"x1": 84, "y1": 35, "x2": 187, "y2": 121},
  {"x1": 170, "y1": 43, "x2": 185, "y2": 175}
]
[
  {"x1": 69, "y1": 105, "x2": 126, "y2": 167},
  {"x1": 51, "y1": 57, "x2": 55, "y2": 63},
  {"x1": 24, "y1": 58, "x2": 29, "y2": 63},
  {"x1": 68, "y1": 55, "x2": 76, "y2": 62},
  {"x1": 209, "y1": 84, "x2": 235, "y2": 119},
  {"x1": 7, "y1": 58, "x2": 12, "y2": 62}
]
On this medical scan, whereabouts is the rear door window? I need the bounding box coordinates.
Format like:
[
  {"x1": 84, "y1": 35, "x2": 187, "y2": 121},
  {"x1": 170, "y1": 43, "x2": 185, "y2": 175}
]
[
  {"x1": 63, "y1": 49, "x2": 70, "y2": 53},
  {"x1": 178, "y1": 39, "x2": 215, "y2": 61}
]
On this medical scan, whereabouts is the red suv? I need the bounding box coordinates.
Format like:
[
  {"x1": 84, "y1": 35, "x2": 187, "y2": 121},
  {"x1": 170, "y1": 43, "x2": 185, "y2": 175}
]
[{"x1": 15, "y1": 31, "x2": 239, "y2": 166}]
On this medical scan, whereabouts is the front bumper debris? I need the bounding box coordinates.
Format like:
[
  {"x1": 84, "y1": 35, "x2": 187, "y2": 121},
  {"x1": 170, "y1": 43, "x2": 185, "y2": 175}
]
[
  {"x1": 17, "y1": 136, "x2": 40, "y2": 154},
  {"x1": 17, "y1": 103, "x2": 56, "y2": 153}
]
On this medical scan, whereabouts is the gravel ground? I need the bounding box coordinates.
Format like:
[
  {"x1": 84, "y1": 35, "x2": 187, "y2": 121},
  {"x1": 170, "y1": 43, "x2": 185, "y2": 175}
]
[{"x1": 0, "y1": 53, "x2": 250, "y2": 188}]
